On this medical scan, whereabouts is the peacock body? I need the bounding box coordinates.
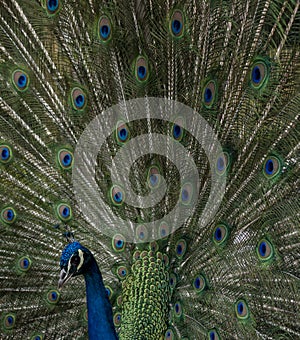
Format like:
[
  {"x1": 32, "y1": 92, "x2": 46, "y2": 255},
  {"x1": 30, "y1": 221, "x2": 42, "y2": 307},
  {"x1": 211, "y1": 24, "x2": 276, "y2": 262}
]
[{"x1": 0, "y1": 0, "x2": 299, "y2": 339}]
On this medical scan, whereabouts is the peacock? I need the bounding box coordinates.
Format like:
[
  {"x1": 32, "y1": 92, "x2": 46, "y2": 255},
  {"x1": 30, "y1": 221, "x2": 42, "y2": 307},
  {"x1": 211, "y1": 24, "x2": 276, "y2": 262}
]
[{"x1": 0, "y1": 0, "x2": 299, "y2": 339}]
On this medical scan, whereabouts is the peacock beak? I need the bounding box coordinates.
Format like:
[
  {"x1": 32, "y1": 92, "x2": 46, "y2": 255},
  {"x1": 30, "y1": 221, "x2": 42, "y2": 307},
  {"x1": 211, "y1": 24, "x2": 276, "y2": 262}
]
[{"x1": 58, "y1": 268, "x2": 74, "y2": 289}]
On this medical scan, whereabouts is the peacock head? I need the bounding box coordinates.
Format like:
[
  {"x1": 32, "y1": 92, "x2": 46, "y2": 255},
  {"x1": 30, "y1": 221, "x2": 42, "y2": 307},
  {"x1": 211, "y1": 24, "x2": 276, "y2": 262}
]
[{"x1": 58, "y1": 241, "x2": 92, "y2": 289}]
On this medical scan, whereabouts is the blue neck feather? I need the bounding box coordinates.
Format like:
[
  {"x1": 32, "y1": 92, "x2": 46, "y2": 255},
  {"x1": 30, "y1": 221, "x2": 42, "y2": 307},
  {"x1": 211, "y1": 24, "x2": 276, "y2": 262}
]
[{"x1": 84, "y1": 256, "x2": 118, "y2": 340}]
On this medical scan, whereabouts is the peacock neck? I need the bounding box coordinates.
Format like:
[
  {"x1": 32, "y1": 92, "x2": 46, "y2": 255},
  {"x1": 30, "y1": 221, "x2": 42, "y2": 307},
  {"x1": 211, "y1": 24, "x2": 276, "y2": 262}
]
[{"x1": 84, "y1": 257, "x2": 118, "y2": 340}]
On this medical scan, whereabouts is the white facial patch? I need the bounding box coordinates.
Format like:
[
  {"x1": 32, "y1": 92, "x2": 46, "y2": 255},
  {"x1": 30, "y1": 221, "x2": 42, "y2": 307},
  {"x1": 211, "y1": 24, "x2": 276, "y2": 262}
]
[{"x1": 77, "y1": 249, "x2": 84, "y2": 270}]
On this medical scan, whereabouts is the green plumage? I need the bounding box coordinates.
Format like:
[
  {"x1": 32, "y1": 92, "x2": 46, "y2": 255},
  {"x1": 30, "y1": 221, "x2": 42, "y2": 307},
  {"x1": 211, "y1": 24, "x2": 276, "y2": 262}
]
[{"x1": 0, "y1": 0, "x2": 299, "y2": 339}]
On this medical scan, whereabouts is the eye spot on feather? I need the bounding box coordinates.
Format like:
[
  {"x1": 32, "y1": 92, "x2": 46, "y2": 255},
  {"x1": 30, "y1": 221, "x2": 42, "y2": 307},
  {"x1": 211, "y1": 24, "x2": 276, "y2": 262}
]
[
  {"x1": 257, "y1": 238, "x2": 274, "y2": 261},
  {"x1": 113, "y1": 312, "x2": 121, "y2": 327},
  {"x1": 45, "y1": 0, "x2": 60, "y2": 15},
  {"x1": 170, "y1": 10, "x2": 184, "y2": 38},
  {"x1": 105, "y1": 286, "x2": 113, "y2": 299},
  {"x1": 117, "y1": 265, "x2": 128, "y2": 280},
  {"x1": 193, "y1": 274, "x2": 207, "y2": 293},
  {"x1": 175, "y1": 239, "x2": 187, "y2": 259},
  {"x1": 112, "y1": 234, "x2": 126, "y2": 252},
  {"x1": 31, "y1": 334, "x2": 43, "y2": 340},
  {"x1": 71, "y1": 88, "x2": 87, "y2": 111},
  {"x1": 169, "y1": 273, "x2": 177, "y2": 290},
  {"x1": 135, "y1": 56, "x2": 149, "y2": 82},
  {"x1": 147, "y1": 165, "x2": 161, "y2": 189},
  {"x1": 215, "y1": 152, "x2": 230, "y2": 175},
  {"x1": 18, "y1": 256, "x2": 32, "y2": 272},
  {"x1": 165, "y1": 328, "x2": 175, "y2": 339},
  {"x1": 3, "y1": 313, "x2": 15, "y2": 330},
  {"x1": 12, "y1": 70, "x2": 29, "y2": 91},
  {"x1": 0, "y1": 145, "x2": 12, "y2": 164},
  {"x1": 203, "y1": 80, "x2": 217, "y2": 108},
  {"x1": 250, "y1": 60, "x2": 268, "y2": 89},
  {"x1": 116, "y1": 121, "x2": 130, "y2": 144},
  {"x1": 172, "y1": 117, "x2": 185, "y2": 141},
  {"x1": 47, "y1": 289, "x2": 60, "y2": 304},
  {"x1": 1, "y1": 207, "x2": 16, "y2": 224},
  {"x1": 56, "y1": 203, "x2": 72, "y2": 222},
  {"x1": 158, "y1": 222, "x2": 169, "y2": 239},
  {"x1": 208, "y1": 329, "x2": 220, "y2": 340},
  {"x1": 235, "y1": 299, "x2": 249, "y2": 320},
  {"x1": 180, "y1": 182, "x2": 192, "y2": 205},
  {"x1": 263, "y1": 155, "x2": 281, "y2": 179},
  {"x1": 213, "y1": 223, "x2": 229, "y2": 245},
  {"x1": 58, "y1": 149, "x2": 73, "y2": 170},
  {"x1": 136, "y1": 224, "x2": 148, "y2": 242},
  {"x1": 98, "y1": 16, "x2": 112, "y2": 42},
  {"x1": 173, "y1": 301, "x2": 183, "y2": 318},
  {"x1": 110, "y1": 185, "x2": 125, "y2": 206}
]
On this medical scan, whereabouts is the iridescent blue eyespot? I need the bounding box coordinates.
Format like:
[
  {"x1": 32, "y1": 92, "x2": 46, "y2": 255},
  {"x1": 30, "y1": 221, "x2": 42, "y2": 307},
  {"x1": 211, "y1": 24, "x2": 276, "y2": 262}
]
[
  {"x1": 148, "y1": 165, "x2": 161, "y2": 189},
  {"x1": 71, "y1": 87, "x2": 86, "y2": 111},
  {"x1": 3, "y1": 313, "x2": 15, "y2": 330},
  {"x1": 0, "y1": 146, "x2": 11, "y2": 162},
  {"x1": 216, "y1": 152, "x2": 229, "y2": 175},
  {"x1": 112, "y1": 234, "x2": 126, "y2": 252},
  {"x1": 180, "y1": 183, "x2": 192, "y2": 205},
  {"x1": 105, "y1": 286, "x2": 113, "y2": 299},
  {"x1": 116, "y1": 121, "x2": 130, "y2": 144},
  {"x1": 12, "y1": 70, "x2": 29, "y2": 91},
  {"x1": 46, "y1": 0, "x2": 60, "y2": 15},
  {"x1": 58, "y1": 149, "x2": 73, "y2": 169},
  {"x1": 136, "y1": 224, "x2": 148, "y2": 242},
  {"x1": 47, "y1": 289, "x2": 60, "y2": 304},
  {"x1": 110, "y1": 185, "x2": 125, "y2": 206},
  {"x1": 213, "y1": 223, "x2": 229, "y2": 245},
  {"x1": 203, "y1": 80, "x2": 216, "y2": 108},
  {"x1": 135, "y1": 56, "x2": 148, "y2": 82},
  {"x1": 98, "y1": 16, "x2": 112, "y2": 42},
  {"x1": 172, "y1": 117, "x2": 185, "y2": 141},
  {"x1": 175, "y1": 239, "x2": 187, "y2": 259},
  {"x1": 165, "y1": 328, "x2": 175, "y2": 340},
  {"x1": 1, "y1": 207, "x2": 16, "y2": 224},
  {"x1": 193, "y1": 274, "x2": 207, "y2": 293},
  {"x1": 56, "y1": 203, "x2": 72, "y2": 222},
  {"x1": 174, "y1": 301, "x2": 182, "y2": 318},
  {"x1": 235, "y1": 299, "x2": 249, "y2": 319},
  {"x1": 169, "y1": 273, "x2": 177, "y2": 290},
  {"x1": 31, "y1": 335, "x2": 43, "y2": 340},
  {"x1": 117, "y1": 265, "x2": 128, "y2": 280},
  {"x1": 250, "y1": 60, "x2": 268, "y2": 89},
  {"x1": 158, "y1": 222, "x2": 169, "y2": 239},
  {"x1": 113, "y1": 312, "x2": 121, "y2": 326},
  {"x1": 18, "y1": 256, "x2": 32, "y2": 272},
  {"x1": 170, "y1": 10, "x2": 184, "y2": 37},
  {"x1": 257, "y1": 238, "x2": 274, "y2": 261},
  {"x1": 263, "y1": 156, "x2": 281, "y2": 179},
  {"x1": 208, "y1": 329, "x2": 220, "y2": 340}
]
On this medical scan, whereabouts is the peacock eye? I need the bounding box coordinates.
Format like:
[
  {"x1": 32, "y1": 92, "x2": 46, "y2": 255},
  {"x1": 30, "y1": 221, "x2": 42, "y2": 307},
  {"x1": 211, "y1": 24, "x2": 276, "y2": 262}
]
[
  {"x1": 112, "y1": 234, "x2": 126, "y2": 252},
  {"x1": 98, "y1": 16, "x2": 112, "y2": 42},
  {"x1": 46, "y1": 0, "x2": 60, "y2": 15},
  {"x1": 257, "y1": 238, "x2": 274, "y2": 261},
  {"x1": 117, "y1": 265, "x2": 128, "y2": 280},
  {"x1": 208, "y1": 329, "x2": 220, "y2": 340},
  {"x1": 203, "y1": 80, "x2": 217, "y2": 108},
  {"x1": 1, "y1": 207, "x2": 17, "y2": 224},
  {"x1": 147, "y1": 165, "x2": 161, "y2": 189},
  {"x1": 113, "y1": 312, "x2": 121, "y2": 327},
  {"x1": 193, "y1": 274, "x2": 207, "y2": 293},
  {"x1": 18, "y1": 256, "x2": 32, "y2": 272},
  {"x1": 158, "y1": 222, "x2": 169, "y2": 239},
  {"x1": 71, "y1": 87, "x2": 87, "y2": 111},
  {"x1": 116, "y1": 121, "x2": 130, "y2": 144},
  {"x1": 175, "y1": 239, "x2": 187, "y2": 259},
  {"x1": 263, "y1": 155, "x2": 281, "y2": 179},
  {"x1": 0, "y1": 144, "x2": 13, "y2": 164},
  {"x1": 105, "y1": 286, "x2": 113, "y2": 299},
  {"x1": 56, "y1": 203, "x2": 72, "y2": 222},
  {"x1": 47, "y1": 289, "x2": 60, "y2": 304},
  {"x1": 165, "y1": 328, "x2": 175, "y2": 340},
  {"x1": 71, "y1": 255, "x2": 80, "y2": 266},
  {"x1": 172, "y1": 117, "x2": 185, "y2": 141},
  {"x1": 58, "y1": 149, "x2": 74, "y2": 170},
  {"x1": 170, "y1": 10, "x2": 184, "y2": 37},
  {"x1": 215, "y1": 152, "x2": 230, "y2": 175},
  {"x1": 169, "y1": 273, "x2": 177, "y2": 290},
  {"x1": 110, "y1": 185, "x2": 125, "y2": 206},
  {"x1": 173, "y1": 301, "x2": 183, "y2": 318},
  {"x1": 250, "y1": 60, "x2": 268, "y2": 89},
  {"x1": 213, "y1": 223, "x2": 229, "y2": 245},
  {"x1": 135, "y1": 224, "x2": 148, "y2": 242},
  {"x1": 12, "y1": 70, "x2": 29, "y2": 91},
  {"x1": 3, "y1": 313, "x2": 15, "y2": 330},
  {"x1": 135, "y1": 56, "x2": 149, "y2": 82},
  {"x1": 180, "y1": 182, "x2": 193, "y2": 205},
  {"x1": 235, "y1": 299, "x2": 249, "y2": 319}
]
